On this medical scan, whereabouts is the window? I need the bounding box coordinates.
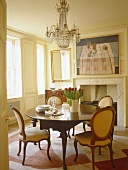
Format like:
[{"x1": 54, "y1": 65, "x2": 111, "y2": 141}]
[
  {"x1": 6, "y1": 37, "x2": 22, "y2": 99},
  {"x1": 37, "y1": 44, "x2": 45, "y2": 95}
]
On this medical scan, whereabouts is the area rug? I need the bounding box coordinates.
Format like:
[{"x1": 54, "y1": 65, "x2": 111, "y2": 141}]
[{"x1": 9, "y1": 127, "x2": 128, "y2": 170}]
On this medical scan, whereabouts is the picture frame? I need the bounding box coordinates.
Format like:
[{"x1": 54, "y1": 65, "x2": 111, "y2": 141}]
[{"x1": 76, "y1": 35, "x2": 119, "y2": 75}]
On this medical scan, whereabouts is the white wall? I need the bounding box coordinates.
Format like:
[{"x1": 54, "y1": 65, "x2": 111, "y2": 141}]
[{"x1": 7, "y1": 29, "x2": 47, "y2": 123}]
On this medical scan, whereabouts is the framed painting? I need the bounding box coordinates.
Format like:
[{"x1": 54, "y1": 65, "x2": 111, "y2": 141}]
[{"x1": 76, "y1": 35, "x2": 119, "y2": 75}]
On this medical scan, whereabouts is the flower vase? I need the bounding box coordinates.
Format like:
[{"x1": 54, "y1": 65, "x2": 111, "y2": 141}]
[{"x1": 70, "y1": 99, "x2": 78, "y2": 112}]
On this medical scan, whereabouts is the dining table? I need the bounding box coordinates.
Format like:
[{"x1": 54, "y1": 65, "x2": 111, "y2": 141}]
[{"x1": 25, "y1": 104, "x2": 98, "y2": 170}]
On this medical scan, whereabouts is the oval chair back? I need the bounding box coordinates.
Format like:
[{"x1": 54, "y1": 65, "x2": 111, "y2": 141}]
[
  {"x1": 10, "y1": 104, "x2": 26, "y2": 139},
  {"x1": 47, "y1": 96, "x2": 62, "y2": 106},
  {"x1": 91, "y1": 106, "x2": 115, "y2": 143},
  {"x1": 98, "y1": 95, "x2": 113, "y2": 108}
]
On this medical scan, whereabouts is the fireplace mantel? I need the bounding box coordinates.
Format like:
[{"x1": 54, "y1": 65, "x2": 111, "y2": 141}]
[{"x1": 73, "y1": 76, "x2": 126, "y2": 127}]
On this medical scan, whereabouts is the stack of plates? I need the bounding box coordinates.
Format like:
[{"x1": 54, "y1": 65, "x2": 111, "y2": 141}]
[{"x1": 36, "y1": 105, "x2": 51, "y2": 112}]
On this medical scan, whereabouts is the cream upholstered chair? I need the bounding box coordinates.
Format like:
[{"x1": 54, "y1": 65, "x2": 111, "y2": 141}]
[
  {"x1": 83, "y1": 95, "x2": 113, "y2": 131},
  {"x1": 74, "y1": 106, "x2": 116, "y2": 170},
  {"x1": 98, "y1": 95, "x2": 113, "y2": 108},
  {"x1": 10, "y1": 104, "x2": 51, "y2": 165},
  {"x1": 47, "y1": 96, "x2": 62, "y2": 106}
]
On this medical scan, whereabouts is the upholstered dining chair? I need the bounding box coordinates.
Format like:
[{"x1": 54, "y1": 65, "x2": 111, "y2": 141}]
[
  {"x1": 98, "y1": 95, "x2": 113, "y2": 108},
  {"x1": 10, "y1": 104, "x2": 51, "y2": 165},
  {"x1": 83, "y1": 95, "x2": 113, "y2": 132},
  {"x1": 74, "y1": 106, "x2": 116, "y2": 170},
  {"x1": 47, "y1": 95, "x2": 62, "y2": 106}
]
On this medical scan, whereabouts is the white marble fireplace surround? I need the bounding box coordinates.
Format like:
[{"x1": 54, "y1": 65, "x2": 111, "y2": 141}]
[{"x1": 73, "y1": 76, "x2": 126, "y2": 127}]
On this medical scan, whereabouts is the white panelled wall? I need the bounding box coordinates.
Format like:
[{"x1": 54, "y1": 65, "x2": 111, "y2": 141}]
[
  {"x1": 7, "y1": 33, "x2": 47, "y2": 123},
  {"x1": 21, "y1": 39, "x2": 37, "y2": 116}
]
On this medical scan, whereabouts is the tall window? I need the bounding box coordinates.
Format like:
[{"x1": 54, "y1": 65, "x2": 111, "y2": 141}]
[
  {"x1": 6, "y1": 37, "x2": 22, "y2": 99},
  {"x1": 37, "y1": 44, "x2": 45, "y2": 95}
]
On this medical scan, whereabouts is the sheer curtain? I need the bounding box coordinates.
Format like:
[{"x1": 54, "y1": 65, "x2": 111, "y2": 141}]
[
  {"x1": 6, "y1": 38, "x2": 22, "y2": 99},
  {"x1": 37, "y1": 44, "x2": 45, "y2": 95}
]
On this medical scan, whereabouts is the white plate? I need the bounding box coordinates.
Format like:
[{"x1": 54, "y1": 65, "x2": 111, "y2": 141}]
[{"x1": 37, "y1": 105, "x2": 50, "y2": 109}]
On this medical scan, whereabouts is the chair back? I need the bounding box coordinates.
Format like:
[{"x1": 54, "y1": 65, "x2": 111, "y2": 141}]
[
  {"x1": 47, "y1": 96, "x2": 62, "y2": 106},
  {"x1": 98, "y1": 95, "x2": 113, "y2": 108},
  {"x1": 90, "y1": 106, "x2": 115, "y2": 144},
  {"x1": 10, "y1": 104, "x2": 26, "y2": 138}
]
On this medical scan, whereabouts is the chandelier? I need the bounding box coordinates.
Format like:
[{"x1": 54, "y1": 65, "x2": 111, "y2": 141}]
[{"x1": 45, "y1": 0, "x2": 80, "y2": 50}]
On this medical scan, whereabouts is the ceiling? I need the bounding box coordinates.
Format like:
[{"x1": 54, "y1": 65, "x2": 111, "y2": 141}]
[{"x1": 6, "y1": 0, "x2": 128, "y2": 39}]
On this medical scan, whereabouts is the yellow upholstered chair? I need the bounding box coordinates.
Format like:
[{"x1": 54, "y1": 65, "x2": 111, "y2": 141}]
[
  {"x1": 74, "y1": 106, "x2": 116, "y2": 170},
  {"x1": 83, "y1": 95, "x2": 113, "y2": 131},
  {"x1": 10, "y1": 104, "x2": 51, "y2": 165}
]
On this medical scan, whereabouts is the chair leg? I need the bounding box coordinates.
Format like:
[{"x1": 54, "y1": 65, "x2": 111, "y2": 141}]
[
  {"x1": 111, "y1": 127, "x2": 114, "y2": 140},
  {"x1": 48, "y1": 128, "x2": 50, "y2": 134},
  {"x1": 68, "y1": 130, "x2": 71, "y2": 139},
  {"x1": 99, "y1": 147, "x2": 101, "y2": 155},
  {"x1": 111, "y1": 140, "x2": 114, "y2": 154},
  {"x1": 72, "y1": 127, "x2": 75, "y2": 136},
  {"x1": 91, "y1": 147, "x2": 95, "y2": 170},
  {"x1": 83, "y1": 122, "x2": 86, "y2": 132},
  {"x1": 17, "y1": 140, "x2": 22, "y2": 156},
  {"x1": 39, "y1": 141, "x2": 41, "y2": 150},
  {"x1": 108, "y1": 144, "x2": 115, "y2": 168},
  {"x1": 47, "y1": 137, "x2": 51, "y2": 160},
  {"x1": 74, "y1": 139, "x2": 78, "y2": 162},
  {"x1": 22, "y1": 142, "x2": 28, "y2": 165}
]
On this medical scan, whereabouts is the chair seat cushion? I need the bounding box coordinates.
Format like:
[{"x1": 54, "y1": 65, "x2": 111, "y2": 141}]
[
  {"x1": 75, "y1": 132, "x2": 111, "y2": 146},
  {"x1": 19, "y1": 127, "x2": 50, "y2": 141}
]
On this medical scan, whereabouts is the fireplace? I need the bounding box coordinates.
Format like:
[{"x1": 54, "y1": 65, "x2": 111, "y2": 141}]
[{"x1": 73, "y1": 76, "x2": 126, "y2": 127}]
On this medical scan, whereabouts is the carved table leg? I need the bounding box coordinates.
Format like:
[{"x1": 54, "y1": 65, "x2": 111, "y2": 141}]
[
  {"x1": 60, "y1": 131, "x2": 68, "y2": 170},
  {"x1": 31, "y1": 118, "x2": 38, "y2": 127}
]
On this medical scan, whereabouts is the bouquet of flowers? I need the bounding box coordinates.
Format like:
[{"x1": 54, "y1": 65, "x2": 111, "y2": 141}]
[{"x1": 64, "y1": 87, "x2": 83, "y2": 106}]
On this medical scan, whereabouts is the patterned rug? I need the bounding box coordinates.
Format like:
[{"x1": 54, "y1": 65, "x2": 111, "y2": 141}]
[{"x1": 9, "y1": 127, "x2": 128, "y2": 170}]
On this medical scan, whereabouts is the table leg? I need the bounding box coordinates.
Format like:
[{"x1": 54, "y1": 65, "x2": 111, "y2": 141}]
[
  {"x1": 60, "y1": 131, "x2": 67, "y2": 170},
  {"x1": 31, "y1": 118, "x2": 38, "y2": 127}
]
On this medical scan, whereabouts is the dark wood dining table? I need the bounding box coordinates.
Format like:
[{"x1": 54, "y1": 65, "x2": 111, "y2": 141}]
[{"x1": 25, "y1": 104, "x2": 98, "y2": 170}]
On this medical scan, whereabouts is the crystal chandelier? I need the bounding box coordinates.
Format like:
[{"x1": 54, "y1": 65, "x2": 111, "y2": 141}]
[{"x1": 45, "y1": 0, "x2": 80, "y2": 50}]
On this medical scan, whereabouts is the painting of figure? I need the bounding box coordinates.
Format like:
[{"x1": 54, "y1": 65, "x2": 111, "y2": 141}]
[{"x1": 76, "y1": 35, "x2": 119, "y2": 75}]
